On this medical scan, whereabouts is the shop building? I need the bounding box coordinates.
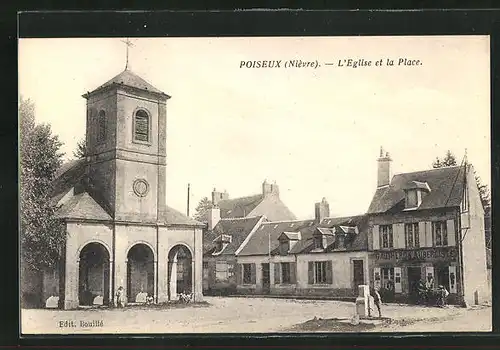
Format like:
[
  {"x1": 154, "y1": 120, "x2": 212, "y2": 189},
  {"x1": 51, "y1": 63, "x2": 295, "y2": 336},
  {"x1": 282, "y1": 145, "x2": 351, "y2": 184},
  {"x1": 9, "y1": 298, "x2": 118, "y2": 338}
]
[{"x1": 367, "y1": 148, "x2": 489, "y2": 306}]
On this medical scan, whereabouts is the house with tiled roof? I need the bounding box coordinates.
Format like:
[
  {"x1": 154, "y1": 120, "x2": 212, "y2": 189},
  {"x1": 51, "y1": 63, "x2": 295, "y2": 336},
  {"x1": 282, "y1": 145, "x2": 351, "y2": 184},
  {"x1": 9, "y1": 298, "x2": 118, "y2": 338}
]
[
  {"x1": 233, "y1": 198, "x2": 371, "y2": 299},
  {"x1": 35, "y1": 67, "x2": 206, "y2": 309},
  {"x1": 367, "y1": 148, "x2": 489, "y2": 306},
  {"x1": 202, "y1": 215, "x2": 266, "y2": 294},
  {"x1": 210, "y1": 180, "x2": 297, "y2": 221}
]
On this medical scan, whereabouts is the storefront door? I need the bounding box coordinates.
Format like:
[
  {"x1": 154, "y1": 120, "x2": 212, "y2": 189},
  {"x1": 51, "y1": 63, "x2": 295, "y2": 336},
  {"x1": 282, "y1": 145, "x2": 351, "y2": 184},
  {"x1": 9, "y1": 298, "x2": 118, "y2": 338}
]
[{"x1": 407, "y1": 266, "x2": 422, "y2": 304}]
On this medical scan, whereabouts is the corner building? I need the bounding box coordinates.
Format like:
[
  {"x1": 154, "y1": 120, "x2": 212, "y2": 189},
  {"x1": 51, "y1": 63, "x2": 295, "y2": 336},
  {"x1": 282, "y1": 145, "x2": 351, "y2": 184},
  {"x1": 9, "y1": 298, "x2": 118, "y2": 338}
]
[{"x1": 367, "y1": 148, "x2": 488, "y2": 306}]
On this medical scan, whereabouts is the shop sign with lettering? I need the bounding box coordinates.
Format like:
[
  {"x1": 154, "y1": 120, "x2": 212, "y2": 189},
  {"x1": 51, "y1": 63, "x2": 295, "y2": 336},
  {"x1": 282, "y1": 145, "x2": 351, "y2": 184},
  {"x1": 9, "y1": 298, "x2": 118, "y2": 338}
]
[{"x1": 374, "y1": 247, "x2": 457, "y2": 262}]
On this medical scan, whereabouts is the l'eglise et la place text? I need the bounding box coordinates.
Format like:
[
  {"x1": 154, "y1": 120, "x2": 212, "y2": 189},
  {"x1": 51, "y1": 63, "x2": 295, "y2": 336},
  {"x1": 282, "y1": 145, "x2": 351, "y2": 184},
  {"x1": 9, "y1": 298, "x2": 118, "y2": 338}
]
[{"x1": 58, "y1": 320, "x2": 104, "y2": 328}]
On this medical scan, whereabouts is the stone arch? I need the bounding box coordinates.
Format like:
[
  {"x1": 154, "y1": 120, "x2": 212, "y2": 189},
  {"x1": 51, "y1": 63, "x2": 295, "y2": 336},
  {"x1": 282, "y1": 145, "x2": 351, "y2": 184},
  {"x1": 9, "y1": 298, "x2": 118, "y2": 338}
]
[
  {"x1": 76, "y1": 239, "x2": 112, "y2": 261},
  {"x1": 125, "y1": 241, "x2": 157, "y2": 262},
  {"x1": 126, "y1": 243, "x2": 155, "y2": 303},
  {"x1": 78, "y1": 242, "x2": 111, "y2": 306},
  {"x1": 168, "y1": 244, "x2": 193, "y2": 299}
]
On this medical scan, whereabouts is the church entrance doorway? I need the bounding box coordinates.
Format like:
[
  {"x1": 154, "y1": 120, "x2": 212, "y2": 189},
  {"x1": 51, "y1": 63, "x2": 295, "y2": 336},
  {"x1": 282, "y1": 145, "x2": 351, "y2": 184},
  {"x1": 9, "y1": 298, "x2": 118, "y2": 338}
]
[
  {"x1": 168, "y1": 245, "x2": 193, "y2": 299},
  {"x1": 78, "y1": 242, "x2": 110, "y2": 306},
  {"x1": 127, "y1": 244, "x2": 155, "y2": 303}
]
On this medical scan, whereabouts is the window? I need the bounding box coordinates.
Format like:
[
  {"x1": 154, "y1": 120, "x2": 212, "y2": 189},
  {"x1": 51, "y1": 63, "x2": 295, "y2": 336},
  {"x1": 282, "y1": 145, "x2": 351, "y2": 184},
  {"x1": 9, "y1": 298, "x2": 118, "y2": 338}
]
[
  {"x1": 313, "y1": 235, "x2": 323, "y2": 249},
  {"x1": 243, "y1": 263, "x2": 253, "y2": 284},
  {"x1": 380, "y1": 225, "x2": 393, "y2": 248},
  {"x1": 134, "y1": 109, "x2": 149, "y2": 142},
  {"x1": 308, "y1": 261, "x2": 332, "y2": 284},
  {"x1": 279, "y1": 240, "x2": 290, "y2": 255},
  {"x1": 432, "y1": 221, "x2": 448, "y2": 246},
  {"x1": 215, "y1": 262, "x2": 233, "y2": 282},
  {"x1": 405, "y1": 223, "x2": 420, "y2": 248},
  {"x1": 315, "y1": 262, "x2": 327, "y2": 284},
  {"x1": 462, "y1": 186, "x2": 469, "y2": 212},
  {"x1": 97, "y1": 110, "x2": 106, "y2": 143},
  {"x1": 406, "y1": 189, "x2": 418, "y2": 208},
  {"x1": 381, "y1": 267, "x2": 395, "y2": 290},
  {"x1": 281, "y1": 262, "x2": 291, "y2": 284}
]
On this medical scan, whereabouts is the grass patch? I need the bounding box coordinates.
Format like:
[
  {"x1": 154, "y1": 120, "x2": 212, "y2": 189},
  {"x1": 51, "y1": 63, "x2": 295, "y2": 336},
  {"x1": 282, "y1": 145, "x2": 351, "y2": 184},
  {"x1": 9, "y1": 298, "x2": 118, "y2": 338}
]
[{"x1": 285, "y1": 317, "x2": 378, "y2": 333}]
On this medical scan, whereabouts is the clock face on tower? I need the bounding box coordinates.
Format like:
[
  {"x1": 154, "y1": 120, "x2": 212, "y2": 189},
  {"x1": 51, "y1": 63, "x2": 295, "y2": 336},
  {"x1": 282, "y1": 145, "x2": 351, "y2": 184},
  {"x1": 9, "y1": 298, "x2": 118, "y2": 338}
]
[{"x1": 133, "y1": 179, "x2": 149, "y2": 197}]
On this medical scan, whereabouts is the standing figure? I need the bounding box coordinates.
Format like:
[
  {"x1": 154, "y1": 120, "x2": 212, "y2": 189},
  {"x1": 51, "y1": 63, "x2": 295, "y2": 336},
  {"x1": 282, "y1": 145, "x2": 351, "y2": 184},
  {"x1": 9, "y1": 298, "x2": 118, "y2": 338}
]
[
  {"x1": 371, "y1": 286, "x2": 382, "y2": 318},
  {"x1": 116, "y1": 286, "x2": 125, "y2": 308},
  {"x1": 417, "y1": 280, "x2": 427, "y2": 305},
  {"x1": 437, "y1": 285, "x2": 449, "y2": 307}
]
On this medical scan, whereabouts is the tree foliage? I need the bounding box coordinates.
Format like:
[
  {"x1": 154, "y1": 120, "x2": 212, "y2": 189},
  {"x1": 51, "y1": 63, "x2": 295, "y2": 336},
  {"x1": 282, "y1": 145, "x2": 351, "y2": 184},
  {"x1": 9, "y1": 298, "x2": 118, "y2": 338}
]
[
  {"x1": 432, "y1": 150, "x2": 457, "y2": 168},
  {"x1": 73, "y1": 138, "x2": 87, "y2": 159},
  {"x1": 193, "y1": 196, "x2": 213, "y2": 222},
  {"x1": 432, "y1": 150, "x2": 491, "y2": 248},
  {"x1": 20, "y1": 97, "x2": 66, "y2": 271}
]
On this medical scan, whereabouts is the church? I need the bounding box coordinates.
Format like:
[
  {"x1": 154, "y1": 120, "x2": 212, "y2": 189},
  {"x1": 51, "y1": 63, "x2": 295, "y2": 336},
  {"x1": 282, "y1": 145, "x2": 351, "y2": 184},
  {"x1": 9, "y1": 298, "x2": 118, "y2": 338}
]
[{"x1": 43, "y1": 61, "x2": 204, "y2": 309}]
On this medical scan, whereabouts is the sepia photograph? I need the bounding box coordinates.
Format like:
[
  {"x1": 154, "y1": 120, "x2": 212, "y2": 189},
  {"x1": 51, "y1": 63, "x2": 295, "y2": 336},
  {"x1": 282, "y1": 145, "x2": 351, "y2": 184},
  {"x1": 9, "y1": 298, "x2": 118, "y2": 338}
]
[{"x1": 18, "y1": 35, "x2": 491, "y2": 334}]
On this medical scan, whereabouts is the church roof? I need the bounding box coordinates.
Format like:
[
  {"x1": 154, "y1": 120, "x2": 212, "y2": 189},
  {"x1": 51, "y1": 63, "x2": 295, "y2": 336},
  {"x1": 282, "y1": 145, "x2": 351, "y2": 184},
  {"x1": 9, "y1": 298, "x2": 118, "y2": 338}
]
[
  {"x1": 50, "y1": 158, "x2": 87, "y2": 206},
  {"x1": 161, "y1": 206, "x2": 205, "y2": 227},
  {"x1": 55, "y1": 192, "x2": 112, "y2": 221},
  {"x1": 84, "y1": 69, "x2": 169, "y2": 98},
  {"x1": 50, "y1": 159, "x2": 203, "y2": 227}
]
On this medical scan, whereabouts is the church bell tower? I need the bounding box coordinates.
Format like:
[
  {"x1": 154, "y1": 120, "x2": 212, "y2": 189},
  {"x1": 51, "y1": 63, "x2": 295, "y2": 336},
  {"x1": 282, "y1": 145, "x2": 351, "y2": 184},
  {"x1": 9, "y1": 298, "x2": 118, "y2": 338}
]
[{"x1": 82, "y1": 61, "x2": 170, "y2": 223}]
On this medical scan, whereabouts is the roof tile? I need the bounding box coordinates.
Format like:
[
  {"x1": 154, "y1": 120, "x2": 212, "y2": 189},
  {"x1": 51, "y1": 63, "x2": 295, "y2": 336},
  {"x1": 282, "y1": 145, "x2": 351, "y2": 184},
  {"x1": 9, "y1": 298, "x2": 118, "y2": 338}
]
[{"x1": 368, "y1": 166, "x2": 466, "y2": 214}]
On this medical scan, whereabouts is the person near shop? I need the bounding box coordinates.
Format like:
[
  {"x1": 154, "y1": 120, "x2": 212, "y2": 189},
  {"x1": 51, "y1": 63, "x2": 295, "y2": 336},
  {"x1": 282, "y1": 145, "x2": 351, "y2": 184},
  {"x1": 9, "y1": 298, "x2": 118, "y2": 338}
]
[{"x1": 371, "y1": 286, "x2": 382, "y2": 318}]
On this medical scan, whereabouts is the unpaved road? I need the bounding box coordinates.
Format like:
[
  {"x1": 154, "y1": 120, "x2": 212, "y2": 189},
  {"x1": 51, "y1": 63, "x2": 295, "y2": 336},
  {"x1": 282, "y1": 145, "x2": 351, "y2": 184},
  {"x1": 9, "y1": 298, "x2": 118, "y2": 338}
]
[{"x1": 21, "y1": 296, "x2": 491, "y2": 334}]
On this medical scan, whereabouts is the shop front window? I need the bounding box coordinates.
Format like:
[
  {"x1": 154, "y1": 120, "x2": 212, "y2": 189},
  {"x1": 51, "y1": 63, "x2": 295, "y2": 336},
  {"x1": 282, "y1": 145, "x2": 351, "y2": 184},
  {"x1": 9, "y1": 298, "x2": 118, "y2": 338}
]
[{"x1": 381, "y1": 267, "x2": 395, "y2": 291}]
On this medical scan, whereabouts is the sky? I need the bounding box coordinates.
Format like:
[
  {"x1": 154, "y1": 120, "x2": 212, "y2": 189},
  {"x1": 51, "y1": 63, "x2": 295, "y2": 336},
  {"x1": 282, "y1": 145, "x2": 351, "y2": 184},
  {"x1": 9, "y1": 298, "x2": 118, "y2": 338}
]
[{"x1": 18, "y1": 36, "x2": 491, "y2": 219}]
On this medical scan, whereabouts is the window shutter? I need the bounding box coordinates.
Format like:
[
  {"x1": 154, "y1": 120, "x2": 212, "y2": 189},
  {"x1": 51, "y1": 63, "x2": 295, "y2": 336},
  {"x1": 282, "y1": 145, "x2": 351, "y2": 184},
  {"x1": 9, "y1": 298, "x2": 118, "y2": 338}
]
[
  {"x1": 372, "y1": 225, "x2": 380, "y2": 250},
  {"x1": 447, "y1": 219, "x2": 456, "y2": 246},
  {"x1": 251, "y1": 264, "x2": 256, "y2": 284},
  {"x1": 274, "y1": 263, "x2": 280, "y2": 284},
  {"x1": 418, "y1": 222, "x2": 426, "y2": 248},
  {"x1": 235, "y1": 263, "x2": 242, "y2": 285},
  {"x1": 290, "y1": 262, "x2": 296, "y2": 284},
  {"x1": 395, "y1": 223, "x2": 405, "y2": 249},
  {"x1": 425, "y1": 222, "x2": 433, "y2": 247},
  {"x1": 394, "y1": 267, "x2": 402, "y2": 293},
  {"x1": 448, "y1": 265, "x2": 457, "y2": 293},
  {"x1": 326, "y1": 261, "x2": 333, "y2": 284},
  {"x1": 374, "y1": 267, "x2": 381, "y2": 290},
  {"x1": 308, "y1": 262, "x2": 314, "y2": 284}
]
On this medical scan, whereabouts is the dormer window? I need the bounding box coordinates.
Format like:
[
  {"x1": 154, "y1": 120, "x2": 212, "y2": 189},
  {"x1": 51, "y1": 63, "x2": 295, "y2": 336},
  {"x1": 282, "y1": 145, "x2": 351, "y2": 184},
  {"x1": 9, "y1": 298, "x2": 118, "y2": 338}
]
[
  {"x1": 278, "y1": 232, "x2": 300, "y2": 255},
  {"x1": 406, "y1": 189, "x2": 418, "y2": 208},
  {"x1": 313, "y1": 235, "x2": 323, "y2": 249},
  {"x1": 212, "y1": 234, "x2": 231, "y2": 255},
  {"x1": 403, "y1": 181, "x2": 431, "y2": 210},
  {"x1": 279, "y1": 240, "x2": 290, "y2": 255}
]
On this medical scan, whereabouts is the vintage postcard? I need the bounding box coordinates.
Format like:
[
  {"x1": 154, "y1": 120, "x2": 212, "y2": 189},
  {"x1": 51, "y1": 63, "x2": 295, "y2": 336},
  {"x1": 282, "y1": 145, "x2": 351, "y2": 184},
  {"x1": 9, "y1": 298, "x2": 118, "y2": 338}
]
[{"x1": 19, "y1": 35, "x2": 491, "y2": 335}]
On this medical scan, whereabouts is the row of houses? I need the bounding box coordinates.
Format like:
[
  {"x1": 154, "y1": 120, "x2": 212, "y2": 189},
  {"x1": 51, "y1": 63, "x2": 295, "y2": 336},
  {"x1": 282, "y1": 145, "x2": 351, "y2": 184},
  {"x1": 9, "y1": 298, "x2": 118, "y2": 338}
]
[{"x1": 203, "y1": 148, "x2": 490, "y2": 306}]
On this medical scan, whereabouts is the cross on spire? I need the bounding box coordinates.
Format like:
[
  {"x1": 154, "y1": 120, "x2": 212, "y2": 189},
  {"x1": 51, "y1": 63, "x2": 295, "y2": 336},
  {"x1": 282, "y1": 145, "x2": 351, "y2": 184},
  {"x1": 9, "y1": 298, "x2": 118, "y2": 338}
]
[{"x1": 121, "y1": 38, "x2": 135, "y2": 70}]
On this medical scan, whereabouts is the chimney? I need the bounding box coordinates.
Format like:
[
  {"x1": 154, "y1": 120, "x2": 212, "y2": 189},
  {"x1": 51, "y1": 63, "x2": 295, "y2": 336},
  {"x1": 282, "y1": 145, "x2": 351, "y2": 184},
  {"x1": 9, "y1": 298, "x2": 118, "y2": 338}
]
[
  {"x1": 212, "y1": 188, "x2": 229, "y2": 206},
  {"x1": 315, "y1": 197, "x2": 330, "y2": 223},
  {"x1": 207, "y1": 206, "x2": 220, "y2": 230},
  {"x1": 377, "y1": 146, "x2": 393, "y2": 188},
  {"x1": 262, "y1": 180, "x2": 280, "y2": 198}
]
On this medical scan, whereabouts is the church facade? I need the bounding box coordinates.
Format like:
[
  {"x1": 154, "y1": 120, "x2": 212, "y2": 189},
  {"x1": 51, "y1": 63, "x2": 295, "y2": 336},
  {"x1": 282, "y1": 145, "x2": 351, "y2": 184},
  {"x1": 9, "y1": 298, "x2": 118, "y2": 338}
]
[{"x1": 47, "y1": 68, "x2": 204, "y2": 309}]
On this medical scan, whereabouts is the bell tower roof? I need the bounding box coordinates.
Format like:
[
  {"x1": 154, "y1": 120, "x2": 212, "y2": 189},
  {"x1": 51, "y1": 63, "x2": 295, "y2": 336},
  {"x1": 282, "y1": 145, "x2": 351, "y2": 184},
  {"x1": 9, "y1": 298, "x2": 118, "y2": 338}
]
[{"x1": 83, "y1": 69, "x2": 170, "y2": 100}]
